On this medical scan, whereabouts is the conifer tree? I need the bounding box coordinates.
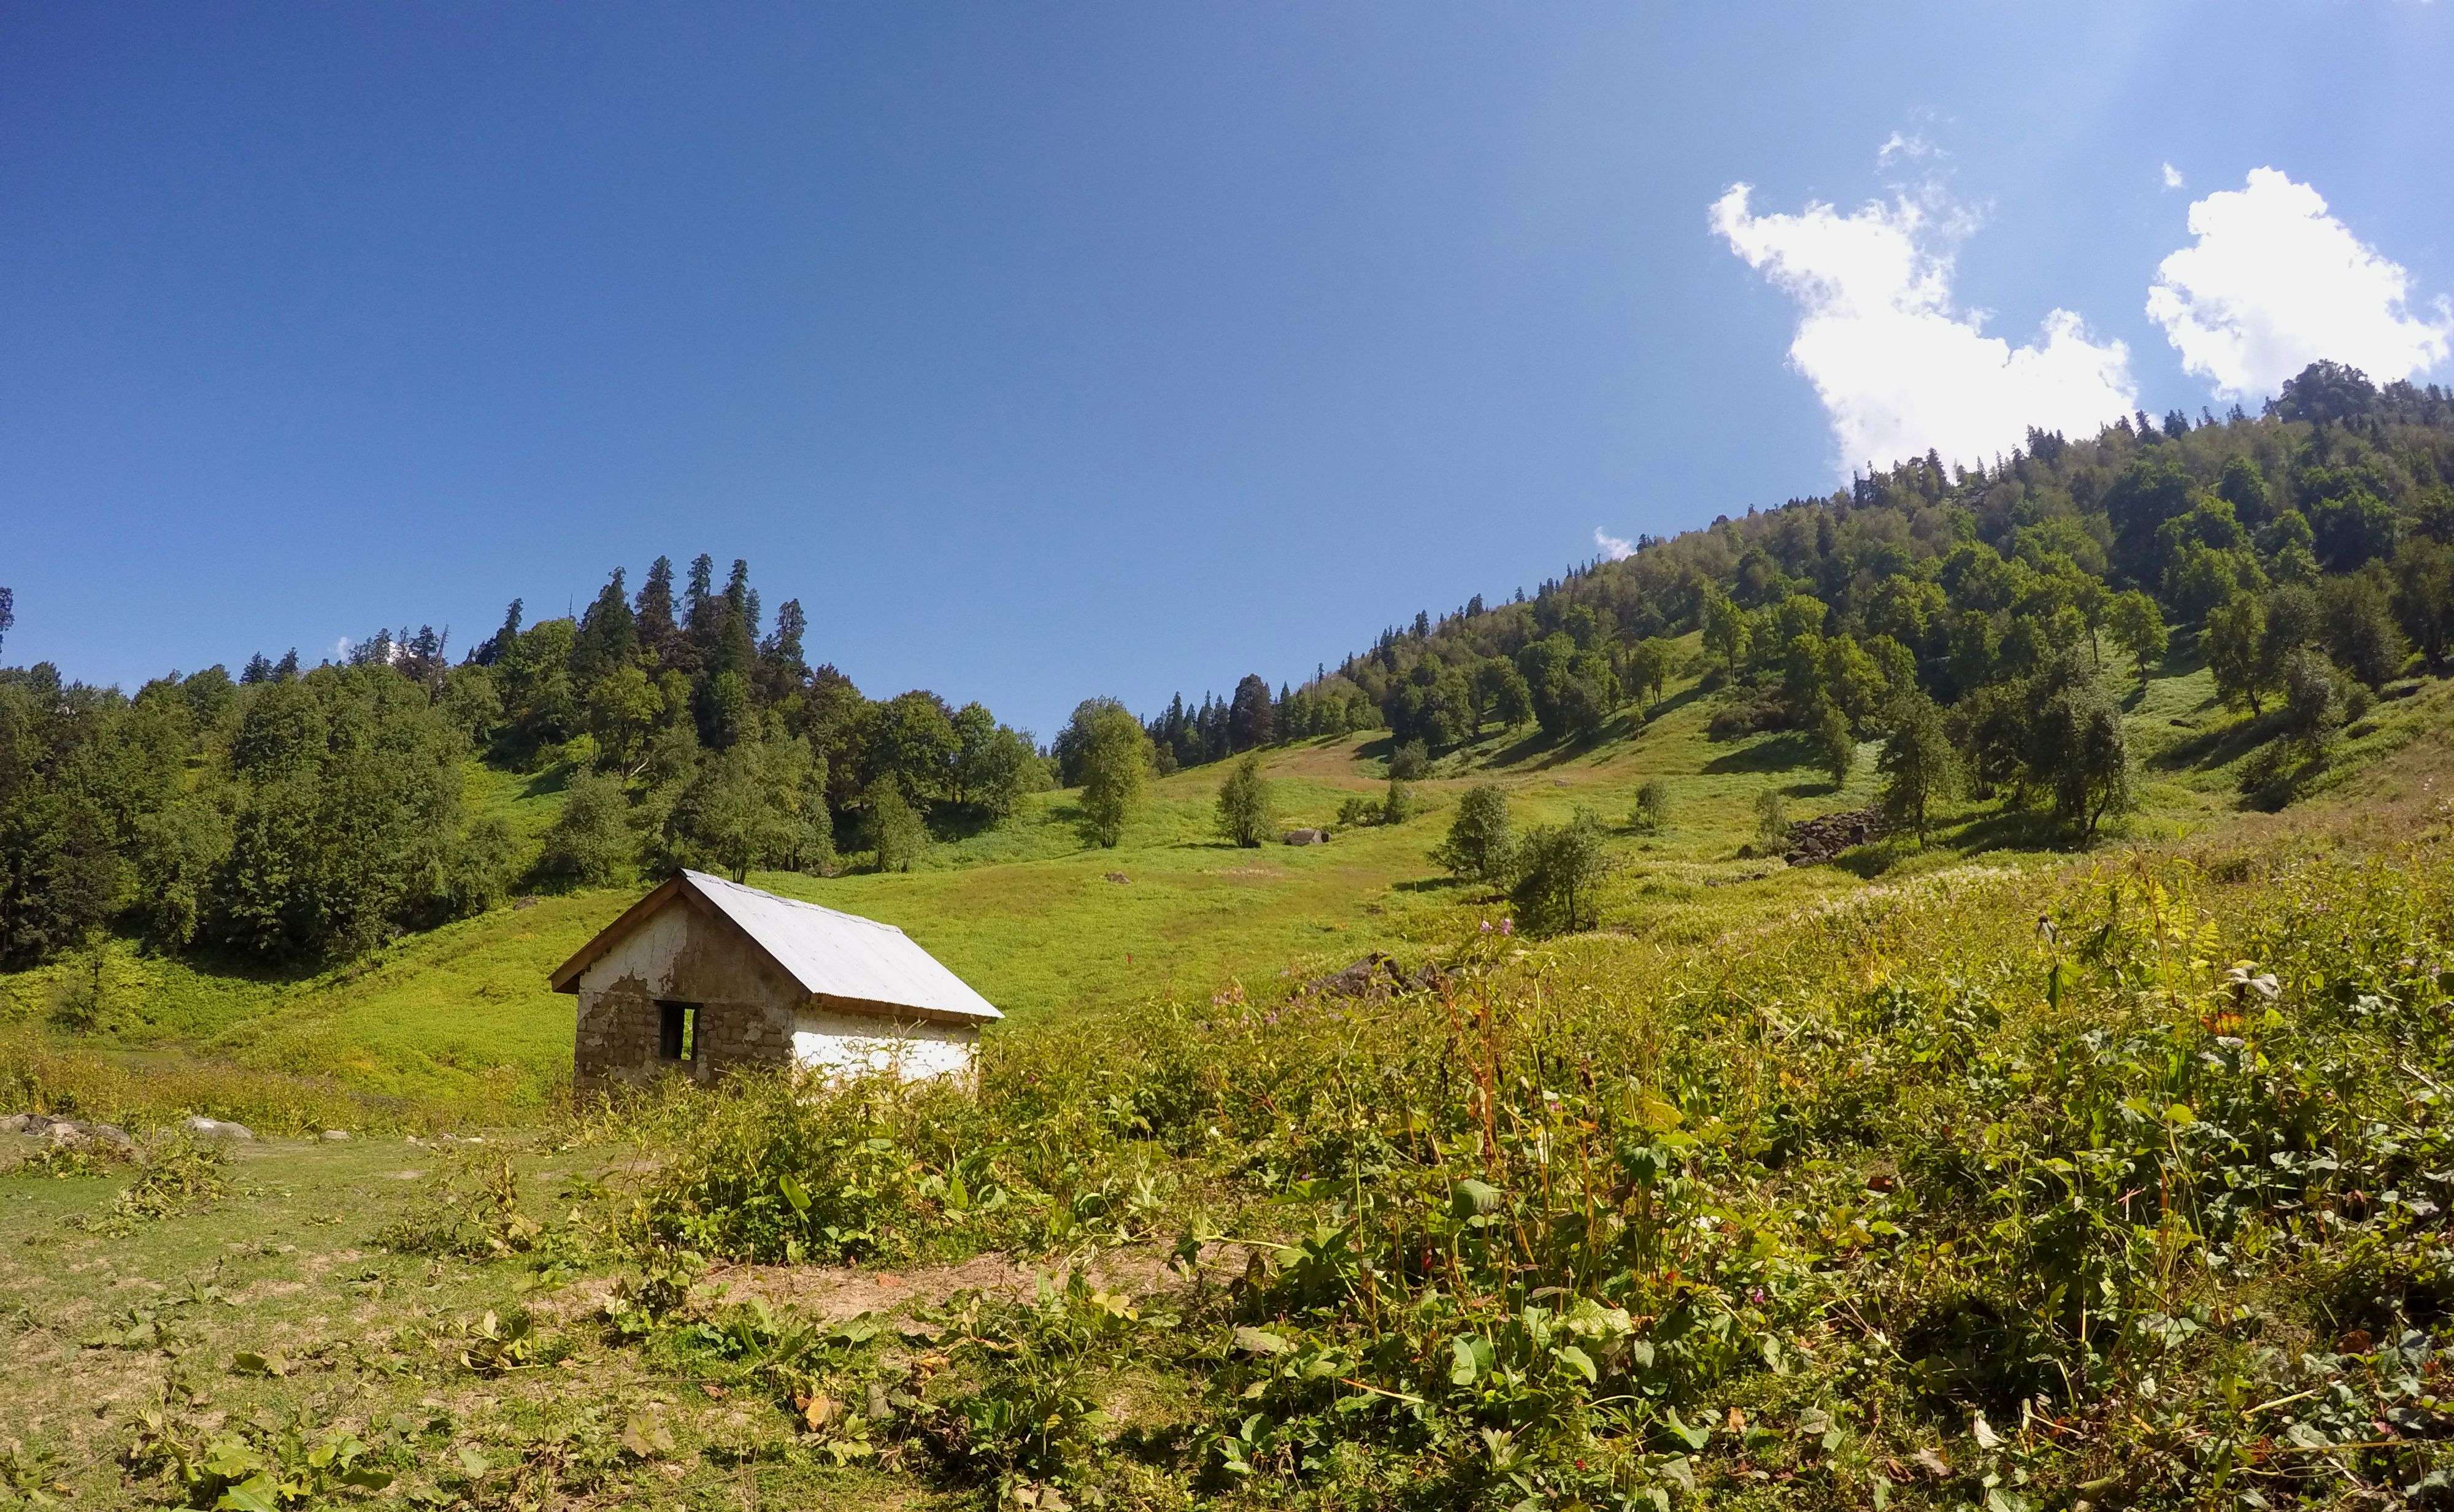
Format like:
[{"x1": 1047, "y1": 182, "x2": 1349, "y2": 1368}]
[
  {"x1": 1228, "y1": 674, "x2": 1275, "y2": 752},
  {"x1": 635, "y1": 556, "x2": 679, "y2": 661},
  {"x1": 683, "y1": 555, "x2": 717, "y2": 645},
  {"x1": 571, "y1": 569, "x2": 636, "y2": 688}
]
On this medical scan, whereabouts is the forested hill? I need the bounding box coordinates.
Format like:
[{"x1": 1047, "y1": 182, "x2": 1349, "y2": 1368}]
[
  {"x1": 4, "y1": 359, "x2": 2454, "y2": 977},
  {"x1": 1144, "y1": 359, "x2": 2454, "y2": 776},
  {"x1": 0, "y1": 550, "x2": 1051, "y2": 971}
]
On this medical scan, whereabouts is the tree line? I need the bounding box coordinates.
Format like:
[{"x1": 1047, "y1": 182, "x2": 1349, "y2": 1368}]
[
  {"x1": 1150, "y1": 361, "x2": 2454, "y2": 841},
  {"x1": 0, "y1": 555, "x2": 1047, "y2": 969}
]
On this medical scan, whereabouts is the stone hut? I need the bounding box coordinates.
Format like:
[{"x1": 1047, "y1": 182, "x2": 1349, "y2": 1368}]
[{"x1": 550, "y1": 870, "x2": 1001, "y2": 1092}]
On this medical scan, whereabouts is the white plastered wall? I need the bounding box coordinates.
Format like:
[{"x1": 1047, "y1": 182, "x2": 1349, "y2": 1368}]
[
  {"x1": 791, "y1": 1005, "x2": 979, "y2": 1084},
  {"x1": 578, "y1": 904, "x2": 693, "y2": 997}
]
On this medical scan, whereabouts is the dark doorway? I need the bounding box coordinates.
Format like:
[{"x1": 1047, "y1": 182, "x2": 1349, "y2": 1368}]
[{"x1": 656, "y1": 1002, "x2": 699, "y2": 1064}]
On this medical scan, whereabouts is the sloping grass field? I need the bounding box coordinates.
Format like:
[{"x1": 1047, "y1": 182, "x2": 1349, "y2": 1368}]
[
  {"x1": 2, "y1": 739, "x2": 2451, "y2": 1506},
  {"x1": 6, "y1": 647, "x2": 2452, "y2": 1132}
]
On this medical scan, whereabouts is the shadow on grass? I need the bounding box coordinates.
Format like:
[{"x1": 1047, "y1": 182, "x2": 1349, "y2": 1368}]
[
  {"x1": 520, "y1": 761, "x2": 577, "y2": 800},
  {"x1": 1467, "y1": 729, "x2": 1556, "y2": 770},
  {"x1": 1639, "y1": 681, "x2": 1709, "y2": 723},
  {"x1": 136, "y1": 938, "x2": 334, "y2": 989},
  {"x1": 928, "y1": 805, "x2": 1029, "y2": 844},
  {"x1": 2152, "y1": 713, "x2": 2277, "y2": 772},
  {"x1": 1942, "y1": 806, "x2": 2072, "y2": 855},
  {"x1": 1702, "y1": 731, "x2": 1817, "y2": 775}
]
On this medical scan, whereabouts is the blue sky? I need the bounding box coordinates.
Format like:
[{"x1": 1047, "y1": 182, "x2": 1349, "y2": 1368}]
[{"x1": 7, "y1": 2, "x2": 2452, "y2": 735}]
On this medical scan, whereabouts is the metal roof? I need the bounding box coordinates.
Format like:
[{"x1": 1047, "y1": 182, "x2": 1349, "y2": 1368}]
[{"x1": 550, "y1": 871, "x2": 1001, "y2": 1023}]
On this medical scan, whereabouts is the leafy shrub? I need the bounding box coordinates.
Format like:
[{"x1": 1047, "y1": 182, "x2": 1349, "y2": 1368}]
[
  {"x1": 126, "y1": 1406, "x2": 399, "y2": 1509},
  {"x1": 377, "y1": 1153, "x2": 542, "y2": 1259},
  {"x1": 1509, "y1": 808, "x2": 1609, "y2": 934},
  {"x1": 1214, "y1": 756, "x2": 1273, "y2": 848},
  {"x1": 535, "y1": 770, "x2": 632, "y2": 887},
  {"x1": 1706, "y1": 692, "x2": 1790, "y2": 740},
  {"x1": 1629, "y1": 778, "x2": 1671, "y2": 834},
  {"x1": 620, "y1": 1075, "x2": 958, "y2": 1264},
  {"x1": 1433, "y1": 784, "x2": 1516, "y2": 883},
  {"x1": 1752, "y1": 789, "x2": 1789, "y2": 850},
  {"x1": 1386, "y1": 739, "x2": 1431, "y2": 780},
  {"x1": 98, "y1": 1137, "x2": 228, "y2": 1227},
  {"x1": 1334, "y1": 778, "x2": 1417, "y2": 831}
]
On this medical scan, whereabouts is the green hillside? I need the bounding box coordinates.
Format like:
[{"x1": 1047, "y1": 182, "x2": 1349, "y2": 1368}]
[
  {"x1": 6, "y1": 728, "x2": 2453, "y2": 1510},
  {"x1": 9, "y1": 638, "x2": 2450, "y2": 1132}
]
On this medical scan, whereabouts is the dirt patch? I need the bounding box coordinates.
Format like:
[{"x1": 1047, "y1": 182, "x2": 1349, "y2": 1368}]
[{"x1": 661, "y1": 1246, "x2": 1201, "y2": 1326}]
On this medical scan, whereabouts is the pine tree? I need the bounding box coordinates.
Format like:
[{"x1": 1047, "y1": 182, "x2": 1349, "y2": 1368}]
[
  {"x1": 635, "y1": 556, "x2": 679, "y2": 661},
  {"x1": 473, "y1": 599, "x2": 523, "y2": 666},
  {"x1": 1228, "y1": 675, "x2": 1275, "y2": 752},
  {"x1": 760, "y1": 599, "x2": 810, "y2": 699},
  {"x1": 684, "y1": 555, "x2": 717, "y2": 644},
  {"x1": 571, "y1": 569, "x2": 636, "y2": 688},
  {"x1": 724, "y1": 559, "x2": 756, "y2": 637}
]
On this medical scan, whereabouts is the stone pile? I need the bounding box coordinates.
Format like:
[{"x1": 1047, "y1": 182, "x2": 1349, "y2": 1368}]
[
  {"x1": 1781, "y1": 807, "x2": 1889, "y2": 865},
  {"x1": 1297, "y1": 952, "x2": 1450, "y2": 1002},
  {"x1": 1, "y1": 1111, "x2": 134, "y2": 1151}
]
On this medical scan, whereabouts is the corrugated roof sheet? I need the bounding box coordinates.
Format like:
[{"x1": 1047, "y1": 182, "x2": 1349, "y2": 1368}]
[{"x1": 679, "y1": 870, "x2": 1002, "y2": 1022}]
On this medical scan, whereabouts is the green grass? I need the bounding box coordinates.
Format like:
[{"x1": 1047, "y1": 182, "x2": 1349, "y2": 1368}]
[
  {"x1": 0, "y1": 1131, "x2": 926, "y2": 1510},
  {"x1": 4, "y1": 651, "x2": 2447, "y2": 1129},
  {"x1": 9, "y1": 772, "x2": 2451, "y2": 1508}
]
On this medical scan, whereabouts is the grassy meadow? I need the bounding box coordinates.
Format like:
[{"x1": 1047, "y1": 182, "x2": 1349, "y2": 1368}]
[
  {"x1": 0, "y1": 727, "x2": 2449, "y2": 1506},
  {"x1": 6, "y1": 639, "x2": 2452, "y2": 1134},
  {"x1": 9, "y1": 646, "x2": 2454, "y2": 1505}
]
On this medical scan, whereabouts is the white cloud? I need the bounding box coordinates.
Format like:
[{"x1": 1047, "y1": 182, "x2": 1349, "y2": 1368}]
[
  {"x1": 2161, "y1": 161, "x2": 2185, "y2": 190},
  {"x1": 1593, "y1": 528, "x2": 1634, "y2": 561},
  {"x1": 1877, "y1": 131, "x2": 1937, "y2": 169},
  {"x1": 1710, "y1": 180, "x2": 2137, "y2": 475},
  {"x1": 2147, "y1": 167, "x2": 2452, "y2": 399}
]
